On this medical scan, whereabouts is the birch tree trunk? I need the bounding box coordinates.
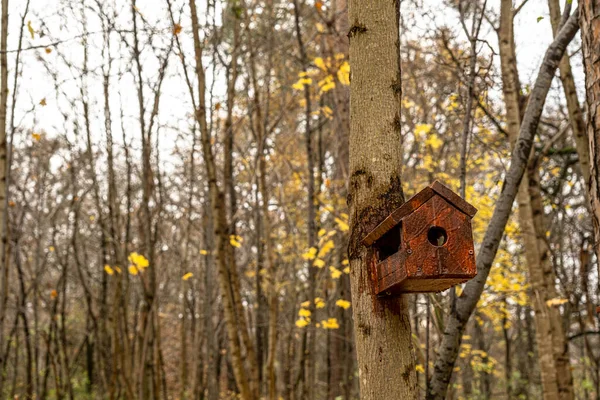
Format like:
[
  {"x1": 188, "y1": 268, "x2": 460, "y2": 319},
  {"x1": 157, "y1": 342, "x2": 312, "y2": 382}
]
[
  {"x1": 580, "y1": 0, "x2": 600, "y2": 294},
  {"x1": 347, "y1": 1, "x2": 418, "y2": 398}
]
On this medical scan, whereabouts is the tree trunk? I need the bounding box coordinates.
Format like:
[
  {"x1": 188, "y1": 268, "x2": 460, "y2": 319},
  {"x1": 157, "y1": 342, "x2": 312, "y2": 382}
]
[
  {"x1": 527, "y1": 159, "x2": 574, "y2": 399},
  {"x1": 347, "y1": 1, "x2": 418, "y2": 399},
  {"x1": 290, "y1": 2, "x2": 318, "y2": 398},
  {"x1": 548, "y1": 0, "x2": 590, "y2": 183},
  {"x1": 580, "y1": 0, "x2": 600, "y2": 295},
  {"x1": 188, "y1": 0, "x2": 257, "y2": 398},
  {"x1": 0, "y1": 0, "x2": 9, "y2": 394},
  {"x1": 498, "y1": 2, "x2": 573, "y2": 398}
]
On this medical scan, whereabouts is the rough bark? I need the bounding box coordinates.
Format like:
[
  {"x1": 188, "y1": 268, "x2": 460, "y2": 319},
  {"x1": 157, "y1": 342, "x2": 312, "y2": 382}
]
[
  {"x1": 347, "y1": 0, "x2": 418, "y2": 399},
  {"x1": 580, "y1": 0, "x2": 600, "y2": 294},
  {"x1": 427, "y1": 10, "x2": 580, "y2": 399}
]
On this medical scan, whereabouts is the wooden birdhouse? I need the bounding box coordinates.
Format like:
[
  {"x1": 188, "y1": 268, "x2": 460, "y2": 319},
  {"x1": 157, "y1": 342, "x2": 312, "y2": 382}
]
[{"x1": 362, "y1": 181, "x2": 478, "y2": 295}]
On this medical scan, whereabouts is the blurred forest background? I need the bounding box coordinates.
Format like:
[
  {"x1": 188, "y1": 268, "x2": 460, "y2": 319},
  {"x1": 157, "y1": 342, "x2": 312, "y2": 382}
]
[{"x1": 0, "y1": 0, "x2": 597, "y2": 399}]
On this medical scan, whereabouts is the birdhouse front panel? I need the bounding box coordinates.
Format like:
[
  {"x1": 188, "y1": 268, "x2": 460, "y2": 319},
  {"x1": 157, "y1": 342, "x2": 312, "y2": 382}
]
[
  {"x1": 399, "y1": 194, "x2": 476, "y2": 293},
  {"x1": 363, "y1": 181, "x2": 477, "y2": 296}
]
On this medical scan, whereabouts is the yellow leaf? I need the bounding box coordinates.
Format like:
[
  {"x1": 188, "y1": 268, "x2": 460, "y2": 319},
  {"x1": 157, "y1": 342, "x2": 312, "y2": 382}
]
[
  {"x1": 414, "y1": 123, "x2": 432, "y2": 138},
  {"x1": 301, "y1": 300, "x2": 310, "y2": 308},
  {"x1": 89, "y1": 215, "x2": 95, "y2": 221},
  {"x1": 402, "y1": 98, "x2": 415, "y2": 108},
  {"x1": 292, "y1": 77, "x2": 312, "y2": 90},
  {"x1": 182, "y1": 272, "x2": 193, "y2": 281},
  {"x1": 315, "y1": 297, "x2": 325, "y2": 309},
  {"x1": 173, "y1": 24, "x2": 182, "y2": 35},
  {"x1": 295, "y1": 318, "x2": 309, "y2": 328},
  {"x1": 114, "y1": 266, "x2": 122, "y2": 274},
  {"x1": 318, "y1": 230, "x2": 336, "y2": 244},
  {"x1": 321, "y1": 318, "x2": 339, "y2": 329},
  {"x1": 45, "y1": 47, "x2": 52, "y2": 54},
  {"x1": 298, "y1": 308, "x2": 311, "y2": 317},
  {"x1": 50, "y1": 289, "x2": 57, "y2": 299},
  {"x1": 316, "y1": 22, "x2": 325, "y2": 33},
  {"x1": 334, "y1": 217, "x2": 349, "y2": 232},
  {"x1": 342, "y1": 259, "x2": 349, "y2": 265},
  {"x1": 104, "y1": 265, "x2": 114, "y2": 275},
  {"x1": 425, "y1": 134, "x2": 443, "y2": 150},
  {"x1": 314, "y1": 57, "x2": 326, "y2": 71},
  {"x1": 446, "y1": 93, "x2": 459, "y2": 111},
  {"x1": 245, "y1": 270, "x2": 256, "y2": 278},
  {"x1": 48, "y1": 246, "x2": 55, "y2": 252},
  {"x1": 39, "y1": 98, "x2": 47, "y2": 106},
  {"x1": 313, "y1": 259, "x2": 325, "y2": 268},
  {"x1": 343, "y1": 266, "x2": 350, "y2": 274},
  {"x1": 317, "y1": 240, "x2": 335, "y2": 258},
  {"x1": 335, "y1": 299, "x2": 351, "y2": 309},
  {"x1": 447, "y1": 101, "x2": 459, "y2": 111},
  {"x1": 546, "y1": 298, "x2": 568, "y2": 307},
  {"x1": 318, "y1": 75, "x2": 336, "y2": 93},
  {"x1": 337, "y1": 62, "x2": 350, "y2": 85},
  {"x1": 329, "y1": 266, "x2": 342, "y2": 279},
  {"x1": 302, "y1": 247, "x2": 317, "y2": 260},
  {"x1": 318, "y1": 229, "x2": 327, "y2": 237},
  {"x1": 27, "y1": 21, "x2": 35, "y2": 39},
  {"x1": 229, "y1": 235, "x2": 243, "y2": 248},
  {"x1": 199, "y1": 249, "x2": 209, "y2": 255},
  {"x1": 416, "y1": 364, "x2": 425, "y2": 373},
  {"x1": 128, "y1": 265, "x2": 139, "y2": 275},
  {"x1": 32, "y1": 133, "x2": 42, "y2": 141},
  {"x1": 128, "y1": 252, "x2": 149, "y2": 268}
]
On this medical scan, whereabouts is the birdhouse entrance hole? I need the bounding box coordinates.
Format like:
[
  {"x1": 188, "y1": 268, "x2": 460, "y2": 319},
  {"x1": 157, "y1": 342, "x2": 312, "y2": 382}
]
[
  {"x1": 374, "y1": 224, "x2": 401, "y2": 262},
  {"x1": 427, "y1": 226, "x2": 447, "y2": 247}
]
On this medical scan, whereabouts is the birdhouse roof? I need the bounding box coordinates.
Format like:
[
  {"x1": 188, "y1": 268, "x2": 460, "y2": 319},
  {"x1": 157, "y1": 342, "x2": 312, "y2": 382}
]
[{"x1": 362, "y1": 181, "x2": 477, "y2": 246}]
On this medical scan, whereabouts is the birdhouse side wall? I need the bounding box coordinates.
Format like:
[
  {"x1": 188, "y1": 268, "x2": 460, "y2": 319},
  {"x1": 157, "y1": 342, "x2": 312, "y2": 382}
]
[{"x1": 375, "y1": 251, "x2": 408, "y2": 295}]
